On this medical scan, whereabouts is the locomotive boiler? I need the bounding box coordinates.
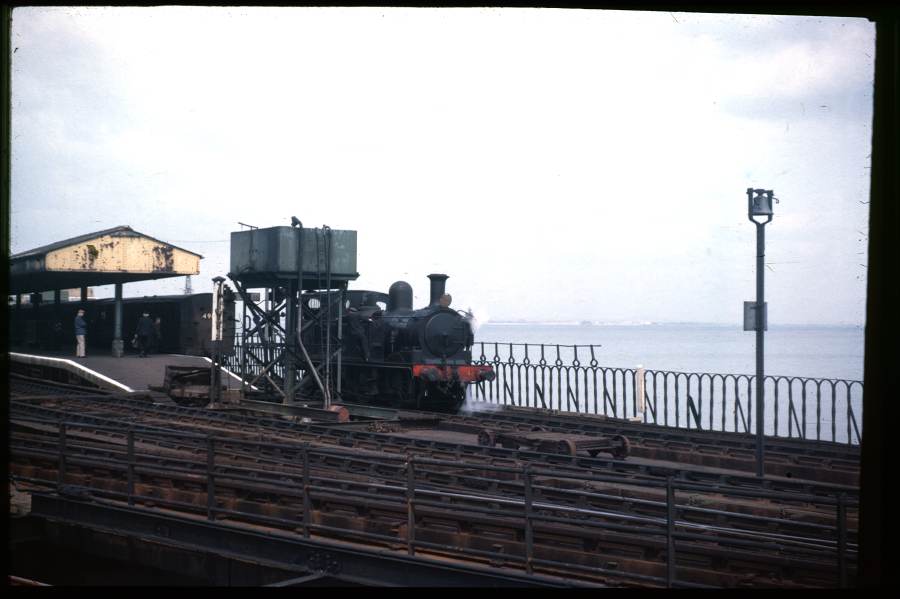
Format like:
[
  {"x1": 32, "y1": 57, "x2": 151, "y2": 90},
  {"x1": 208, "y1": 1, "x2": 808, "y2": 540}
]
[{"x1": 298, "y1": 274, "x2": 494, "y2": 412}]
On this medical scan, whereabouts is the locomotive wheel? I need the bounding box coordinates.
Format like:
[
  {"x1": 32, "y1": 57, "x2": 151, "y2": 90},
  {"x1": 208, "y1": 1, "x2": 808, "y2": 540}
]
[
  {"x1": 169, "y1": 396, "x2": 211, "y2": 408},
  {"x1": 516, "y1": 424, "x2": 547, "y2": 432},
  {"x1": 557, "y1": 439, "x2": 578, "y2": 456},
  {"x1": 168, "y1": 383, "x2": 211, "y2": 408},
  {"x1": 477, "y1": 430, "x2": 496, "y2": 447},
  {"x1": 611, "y1": 435, "x2": 630, "y2": 459},
  {"x1": 537, "y1": 440, "x2": 577, "y2": 456},
  {"x1": 422, "y1": 382, "x2": 466, "y2": 414},
  {"x1": 536, "y1": 441, "x2": 556, "y2": 454}
]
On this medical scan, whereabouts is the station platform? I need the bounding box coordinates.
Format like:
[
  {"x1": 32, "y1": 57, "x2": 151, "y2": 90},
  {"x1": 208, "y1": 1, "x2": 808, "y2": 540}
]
[{"x1": 8, "y1": 350, "x2": 243, "y2": 393}]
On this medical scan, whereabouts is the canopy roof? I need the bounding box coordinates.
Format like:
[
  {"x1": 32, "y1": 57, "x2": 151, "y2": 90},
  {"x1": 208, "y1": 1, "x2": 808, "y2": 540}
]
[{"x1": 9, "y1": 226, "x2": 202, "y2": 295}]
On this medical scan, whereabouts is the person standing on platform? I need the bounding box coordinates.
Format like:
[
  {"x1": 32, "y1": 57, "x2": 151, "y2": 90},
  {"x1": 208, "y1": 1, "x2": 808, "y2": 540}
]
[
  {"x1": 135, "y1": 312, "x2": 154, "y2": 357},
  {"x1": 74, "y1": 309, "x2": 87, "y2": 358},
  {"x1": 151, "y1": 316, "x2": 162, "y2": 354}
]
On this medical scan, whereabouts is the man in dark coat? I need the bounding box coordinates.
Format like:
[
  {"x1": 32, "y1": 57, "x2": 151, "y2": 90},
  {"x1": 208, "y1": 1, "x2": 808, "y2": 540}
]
[
  {"x1": 74, "y1": 309, "x2": 87, "y2": 357},
  {"x1": 135, "y1": 312, "x2": 154, "y2": 357},
  {"x1": 150, "y1": 316, "x2": 162, "y2": 354}
]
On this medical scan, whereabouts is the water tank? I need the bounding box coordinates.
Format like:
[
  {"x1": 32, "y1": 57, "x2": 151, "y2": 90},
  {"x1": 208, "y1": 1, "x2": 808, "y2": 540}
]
[{"x1": 229, "y1": 226, "x2": 358, "y2": 289}]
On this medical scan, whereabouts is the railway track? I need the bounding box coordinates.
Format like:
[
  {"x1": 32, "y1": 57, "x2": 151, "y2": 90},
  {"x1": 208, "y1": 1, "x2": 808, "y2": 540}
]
[
  {"x1": 9, "y1": 415, "x2": 857, "y2": 588},
  {"x1": 463, "y1": 403, "x2": 860, "y2": 458},
  {"x1": 9, "y1": 387, "x2": 858, "y2": 587},
  {"x1": 9, "y1": 374, "x2": 116, "y2": 398},
  {"x1": 10, "y1": 392, "x2": 858, "y2": 499},
  {"x1": 10, "y1": 380, "x2": 858, "y2": 587},
  {"x1": 9, "y1": 413, "x2": 855, "y2": 536},
  {"x1": 342, "y1": 403, "x2": 860, "y2": 485},
  {"x1": 9, "y1": 374, "x2": 859, "y2": 485}
]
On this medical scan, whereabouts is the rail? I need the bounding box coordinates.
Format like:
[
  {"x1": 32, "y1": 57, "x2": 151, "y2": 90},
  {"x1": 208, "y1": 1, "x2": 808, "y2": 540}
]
[
  {"x1": 471, "y1": 343, "x2": 863, "y2": 446},
  {"x1": 11, "y1": 417, "x2": 858, "y2": 588},
  {"x1": 11, "y1": 393, "x2": 860, "y2": 492}
]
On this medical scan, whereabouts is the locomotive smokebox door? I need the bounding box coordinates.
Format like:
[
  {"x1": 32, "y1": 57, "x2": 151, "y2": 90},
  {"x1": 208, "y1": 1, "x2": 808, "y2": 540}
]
[{"x1": 422, "y1": 312, "x2": 470, "y2": 358}]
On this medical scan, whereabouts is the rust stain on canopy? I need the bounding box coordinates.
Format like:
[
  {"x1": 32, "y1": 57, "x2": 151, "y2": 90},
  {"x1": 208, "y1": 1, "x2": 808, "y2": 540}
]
[{"x1": 9, "y1": 226, "x2": 202, "y2": 294}]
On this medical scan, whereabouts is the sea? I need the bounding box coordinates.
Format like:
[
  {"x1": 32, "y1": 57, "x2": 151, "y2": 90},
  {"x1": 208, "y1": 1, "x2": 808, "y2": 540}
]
[
  {"x1": 469, "y1": 322, "x2": 865, "y2": 443},
  {"x1": 474, "y1": 322, "x2": 865, "y2": 382}
]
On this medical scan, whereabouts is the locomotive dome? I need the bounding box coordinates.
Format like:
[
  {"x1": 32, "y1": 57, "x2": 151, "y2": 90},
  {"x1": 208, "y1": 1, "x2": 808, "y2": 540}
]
[{"x1": 388, "y1": 281, "x2": 413, "y2": 312}]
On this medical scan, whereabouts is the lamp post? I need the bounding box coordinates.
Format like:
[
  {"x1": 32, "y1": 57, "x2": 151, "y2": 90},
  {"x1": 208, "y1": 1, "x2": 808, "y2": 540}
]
[{"x1": 745, "y1": 188, "x2": 776, "y2": 477}]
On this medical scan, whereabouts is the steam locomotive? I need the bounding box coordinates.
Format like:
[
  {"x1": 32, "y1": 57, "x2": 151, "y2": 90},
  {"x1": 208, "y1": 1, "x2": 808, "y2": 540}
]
[{"x1": 297, "y1": 274, "x2": 494, "y2": 412}]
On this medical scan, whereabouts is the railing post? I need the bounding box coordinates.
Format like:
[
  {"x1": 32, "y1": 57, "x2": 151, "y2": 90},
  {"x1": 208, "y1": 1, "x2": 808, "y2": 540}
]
[
  {"x1": 636, "y1": 365, "x2": 646, "y2": 418},
  {"x1": 406, "y1": 456, "x2": 416, "y2": 556},
  {"x1": 846, "y1": 387, "x2": 852, "y2": 446},
  {"x1": 302, "y1": 444, "x2": 311, "y2": 539},
  {"x1": 57, "y1": 421, "x2": 67, "y2": 492},
  {"x1": 127, "y1": 427, "x2": 135, "y2": 506},
  {"x1": 206, "y1": 435, "x2": 215, "y2": 521},
  {"x1": 667, "y1": 477, "x2": 676, "y2": 588},
  {"x1": 838, "y1": 492, "x2": 847, "y2": 588},
  {"x1": 523, "y1": 464, "x2": 534, "y2": 575}
]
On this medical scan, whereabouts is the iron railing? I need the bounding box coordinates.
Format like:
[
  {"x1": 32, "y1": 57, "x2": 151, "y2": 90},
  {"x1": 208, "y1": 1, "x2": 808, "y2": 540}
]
[
  {"x1": 223, "y1": 338, "x2": 863, "y2": 445},
  {"x1": 227, "y1": 339, "x2": 289, "y2": 387},
  {"x1": 470, "y1": 343, "x2": 863, "y2": 446}
]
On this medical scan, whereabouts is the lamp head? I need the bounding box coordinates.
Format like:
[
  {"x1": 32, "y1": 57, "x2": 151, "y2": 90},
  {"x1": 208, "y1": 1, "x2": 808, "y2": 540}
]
[{"x1": 747, "y1": 188, "x2": 776, "y2": 222}]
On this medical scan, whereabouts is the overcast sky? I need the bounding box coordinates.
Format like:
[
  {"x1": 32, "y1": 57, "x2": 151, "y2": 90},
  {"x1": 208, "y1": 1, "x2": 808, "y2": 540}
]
[{"x1": 9, "y1": 7, "x2": 874, "y2": 325}]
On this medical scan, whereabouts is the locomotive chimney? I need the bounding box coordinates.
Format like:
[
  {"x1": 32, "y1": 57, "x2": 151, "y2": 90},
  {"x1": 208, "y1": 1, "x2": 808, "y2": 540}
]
[{"x1": 428, "y1": 273, "x2": 448, "y2": 307}]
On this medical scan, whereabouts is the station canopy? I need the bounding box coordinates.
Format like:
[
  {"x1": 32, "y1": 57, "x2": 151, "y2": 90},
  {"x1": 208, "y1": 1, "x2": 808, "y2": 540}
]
[{"x1": 8, "y1": 226, "x2": 202, "y2": 295}]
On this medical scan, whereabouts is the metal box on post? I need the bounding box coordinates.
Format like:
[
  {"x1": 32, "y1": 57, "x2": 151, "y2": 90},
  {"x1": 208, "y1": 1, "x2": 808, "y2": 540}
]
[
  {"x1": 229, "y1": 226, "x2": 358, "y2": 289},
  {"x1": 743, "y1": 301, "x2": 768, "y2": 331}
]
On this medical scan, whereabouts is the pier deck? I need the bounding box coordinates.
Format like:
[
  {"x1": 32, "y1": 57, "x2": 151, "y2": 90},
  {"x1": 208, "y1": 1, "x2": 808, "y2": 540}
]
[{"x1": 9, "y1": 350, "x2": 242, "y2": 393}]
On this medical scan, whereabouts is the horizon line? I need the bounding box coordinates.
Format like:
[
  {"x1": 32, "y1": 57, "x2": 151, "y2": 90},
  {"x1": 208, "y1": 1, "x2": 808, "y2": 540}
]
[{"x1": 482, "y1": 319, "x2": 865, "y2": 327}]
